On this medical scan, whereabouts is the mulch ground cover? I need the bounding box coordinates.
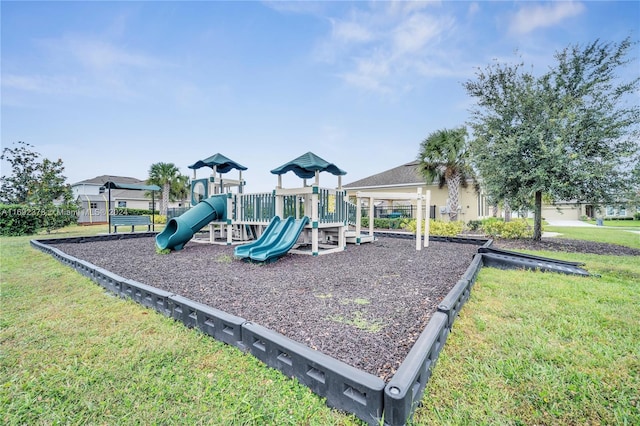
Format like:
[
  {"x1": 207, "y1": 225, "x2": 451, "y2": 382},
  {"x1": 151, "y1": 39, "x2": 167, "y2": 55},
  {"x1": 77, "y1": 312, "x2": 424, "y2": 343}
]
[
  {"x1": 50, "y1": 236, "x2": 479, "y2": 381},
  {"x1": 47, "y1": 233, "x2": 637, "y2": 380},
  {"x1": 493, "y1": 237, "x2": 640, "y2": 256}
]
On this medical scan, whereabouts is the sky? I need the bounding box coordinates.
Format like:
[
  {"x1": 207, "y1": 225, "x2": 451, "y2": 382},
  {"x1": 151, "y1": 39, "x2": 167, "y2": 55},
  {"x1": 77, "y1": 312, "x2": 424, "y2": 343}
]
[{"x1": 2, "y1": 1, "x2": 639, "y2": 193}]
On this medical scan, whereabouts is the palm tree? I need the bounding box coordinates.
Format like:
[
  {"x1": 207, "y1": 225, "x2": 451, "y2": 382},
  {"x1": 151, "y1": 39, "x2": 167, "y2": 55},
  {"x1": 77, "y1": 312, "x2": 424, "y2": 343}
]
[
  {"x1": 417, "y1": 127, "x2": 477, "y2": 221},
  {"x1": 147, "y1": 162, "x2": 182, "y2": 216}
]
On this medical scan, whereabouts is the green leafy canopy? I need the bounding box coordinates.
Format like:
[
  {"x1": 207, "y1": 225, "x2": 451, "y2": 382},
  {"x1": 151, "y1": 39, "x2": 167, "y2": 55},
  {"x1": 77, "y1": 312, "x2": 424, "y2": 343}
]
[{"x1": 465, "y1": 37, "x2": 640, "y2": 239}]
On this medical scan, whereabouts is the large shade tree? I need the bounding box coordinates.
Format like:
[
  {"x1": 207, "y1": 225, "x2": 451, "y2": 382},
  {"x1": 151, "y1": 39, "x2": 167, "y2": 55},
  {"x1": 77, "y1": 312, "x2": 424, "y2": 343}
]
[
  {"x1": 0, "y1": 141, "x2": 73, "y2": 206},
  {"x1": 147, "y1": 162, "x2": 186, "y2": 216},
  {"x1": 417, "y1": 127, "x2": 477, "y2": 221},
  {"x1": 0, "y1": 141, "x2": 77, "y2": 232},
  {"x1": 465, "y1": 38, "x2": 639, "y2": 240}
]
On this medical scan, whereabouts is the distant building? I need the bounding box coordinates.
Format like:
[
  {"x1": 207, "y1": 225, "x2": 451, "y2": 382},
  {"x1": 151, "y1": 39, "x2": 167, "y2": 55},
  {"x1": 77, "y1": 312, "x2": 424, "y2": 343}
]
[
  {"x1": 72, "y1": 175, "x2": 157, "y2": 224},
  {"x1": 344, "y1": 161, "x2": 490, "y2": 221},
  {"x1": 344, "y1": 162, "x2": 638, "y2": 222},
  {"x1": 541, "y1": 200, "x2": 638, "y2": 220}
]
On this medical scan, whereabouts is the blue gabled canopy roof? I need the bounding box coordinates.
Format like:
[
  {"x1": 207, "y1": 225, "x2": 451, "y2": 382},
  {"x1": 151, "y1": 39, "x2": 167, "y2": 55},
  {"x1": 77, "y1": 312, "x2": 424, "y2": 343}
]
[
  {"x1": 270, "y1": 152, "x2": 347, "y2": 179},
  {"x1": 188, "y1": 153, "x2": 248, "y2": 173},
  {"x1": 103, "y1": 181, "x2": 161, "y2": 191}
]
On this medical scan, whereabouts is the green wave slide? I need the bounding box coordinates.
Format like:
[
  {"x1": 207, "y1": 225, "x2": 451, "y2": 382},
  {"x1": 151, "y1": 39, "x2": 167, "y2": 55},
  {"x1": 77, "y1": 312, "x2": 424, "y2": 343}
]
[
  {"x1": 234, "y1": 216, "x2": 309, "y2": 262},
  {"x1": 155, "y1": 194, "x2": 227, "y2": 251}
]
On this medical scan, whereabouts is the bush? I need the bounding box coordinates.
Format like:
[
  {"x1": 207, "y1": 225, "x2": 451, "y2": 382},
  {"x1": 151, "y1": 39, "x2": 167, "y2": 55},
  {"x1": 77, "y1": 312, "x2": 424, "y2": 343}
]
[
  {"x1": 467, "y1": 219, "x2": 482, "y2": 231},
  {"x1": 0, "y1": 203, "x2": 78, "y2": 236},
  {"x1": 0, "y1": 204, "x2": 41, "y2": 236},
  {"x1": 153, "y1": 215, "x2": 167, "y2": 224},
  {"x1": 360, "y1": 217, "x2": 402, "y2": 229},
  {"x1": 481, "y1": 218, "x2": 532, "y2": 239},
  {"x1": 635, "y1": 212, "x2": 640, "y2": 220},
  {"x1": 116, "y1": 208, "x2": 159, "y2": 216},
  {"x1": 402, "y1": 219, "x2": 465, "y2": 237},
  {"x1": 480, "y1": 217, "x2": 504, "y2": 237}
]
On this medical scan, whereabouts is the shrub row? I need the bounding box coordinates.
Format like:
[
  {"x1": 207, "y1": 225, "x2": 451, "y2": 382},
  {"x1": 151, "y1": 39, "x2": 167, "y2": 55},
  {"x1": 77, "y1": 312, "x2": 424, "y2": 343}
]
[
  {"x1": 360, "y1": 217, "x2": 467, "y2": 237},
  {"x1": 402, "y1": 219, "x2": 465, "y2": 236},
  {"x1": 361, "y1": 216, "x2": 534, "y2": 239},
  {"x1": 116, "y1": 207, "x2": 159, "y2": 216},
  {"x1": 0, "y1": 203, "x2": 79, "y2": 236},
  {"x1": 472, "y1": 217, "x2": 533, "y2": 239}
]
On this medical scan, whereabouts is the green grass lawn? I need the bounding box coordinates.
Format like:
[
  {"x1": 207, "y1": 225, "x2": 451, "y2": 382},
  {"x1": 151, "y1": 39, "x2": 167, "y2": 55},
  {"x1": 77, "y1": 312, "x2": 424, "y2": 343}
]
[
  {"x1": 545, "y1": 225, "x2": 640, "y2": 249},
  {"x1": 2, "y1": 225, "x2": 639, "y2": 425},
  {"x1": 583, "y1": 219, "x2": 640, "y2": 228}
]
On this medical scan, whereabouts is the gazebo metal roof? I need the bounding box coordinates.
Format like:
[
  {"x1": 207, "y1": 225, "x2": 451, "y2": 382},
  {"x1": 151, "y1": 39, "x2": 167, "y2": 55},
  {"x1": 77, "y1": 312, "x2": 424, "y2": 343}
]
[{"x1": 103, "y1": 181, "x2": 161, "y2": 191}]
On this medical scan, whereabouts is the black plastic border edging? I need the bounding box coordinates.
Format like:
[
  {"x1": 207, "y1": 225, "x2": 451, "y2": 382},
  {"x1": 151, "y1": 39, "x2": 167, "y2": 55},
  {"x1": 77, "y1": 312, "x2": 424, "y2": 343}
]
[
  {"x1": 168, "y1": 294, "x2": 246, "y2": 350},
  {"x1": 383, "y1": 312, "x2": 449, "y2": 425},
  {"x1": 382, "y1": 251, "x2": 485, "y2": 425},
  {"x1": 30, "y1": 233, "x2": 488, "y2": 426},
  {"x1": 242, "y1": 321, "x2": 385, "y2": 424}
]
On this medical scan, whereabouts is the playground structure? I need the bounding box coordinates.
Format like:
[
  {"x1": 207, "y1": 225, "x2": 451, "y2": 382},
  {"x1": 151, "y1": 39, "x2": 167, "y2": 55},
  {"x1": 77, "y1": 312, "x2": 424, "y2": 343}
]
[
  {"x1": 157, "y1": 152, "x2": 356, "y2": 260},
  {"x1": 156, "y1": 152, "x2": 432, "y2": 261}
]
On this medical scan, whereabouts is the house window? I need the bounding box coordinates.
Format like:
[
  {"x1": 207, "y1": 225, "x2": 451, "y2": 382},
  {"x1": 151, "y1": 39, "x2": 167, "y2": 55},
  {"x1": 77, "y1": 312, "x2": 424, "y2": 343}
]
[
  {"x1": 117, "y1": 201, "x2": 127, "y2": 208},
  {"x1": 619, "y1": 206, "x2": 626, "y2": 216},
  {"x1": 606, "y1": 205, "x2": 614, "y2": 216},
  {"x1": 90, "y1": 202, "x2": 98, "y2": 209}
]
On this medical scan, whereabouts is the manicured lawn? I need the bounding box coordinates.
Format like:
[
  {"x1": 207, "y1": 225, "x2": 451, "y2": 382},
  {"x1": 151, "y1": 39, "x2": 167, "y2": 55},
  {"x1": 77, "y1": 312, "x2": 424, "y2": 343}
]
[
  {"x1": 545, "y1": 225, "x2": 640, "y2": 249},
  {"x1": 1, "y1": 232, "x2": 360, "y2": 425},
  {"x1": 414, "y1": 253, "x2": 639, "y2": 425},
  {"x1": 583, "y1": 219, "x2": 640, "y2": 228},
  {"x1": 2, "y1": 225, "x2": 638, "y2": 425}
]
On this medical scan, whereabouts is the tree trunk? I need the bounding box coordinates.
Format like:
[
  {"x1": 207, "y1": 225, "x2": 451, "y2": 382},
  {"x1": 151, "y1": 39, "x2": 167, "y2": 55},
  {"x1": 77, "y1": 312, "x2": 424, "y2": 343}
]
[
  {"x1": 504, "y1": 200, "x2": 512, "y2": 222},
  {"x1": 447, "y1": 173, "x2": 461, "y2": 221},
  {"x1": 162, "y1": 183, "x2": 170, "y2": 216},
  {"x1": 533, "y1": 190, "x2": 542, "y2": 241}
]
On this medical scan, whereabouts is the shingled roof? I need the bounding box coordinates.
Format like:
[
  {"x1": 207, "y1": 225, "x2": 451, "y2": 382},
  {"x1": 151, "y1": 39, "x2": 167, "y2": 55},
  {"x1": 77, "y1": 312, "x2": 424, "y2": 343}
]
[
  {"x1": 72, "y1": 175, "x2": 145, "y2": 186},
  {"x1": 344, "y1": 161, "x2": 424, "y2": 189}
]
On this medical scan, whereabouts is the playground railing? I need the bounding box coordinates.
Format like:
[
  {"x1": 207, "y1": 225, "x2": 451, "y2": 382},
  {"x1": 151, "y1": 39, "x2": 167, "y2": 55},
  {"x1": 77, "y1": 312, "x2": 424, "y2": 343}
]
[
  {"x1": 346, "y1": 201, "x2": 357, "y2": 226},
  {"x1": 236, "y1": 192, "x2": 276, "y2": 223},
  {"x1": 318, "y1": 188, "x2": 349, "y2": 224},
  {"x1": 167, "y1": 207, "x2": 191, "y2": 219},
  {"x1": 282, "y1": 194, "x2": 299, "y2": 218}
]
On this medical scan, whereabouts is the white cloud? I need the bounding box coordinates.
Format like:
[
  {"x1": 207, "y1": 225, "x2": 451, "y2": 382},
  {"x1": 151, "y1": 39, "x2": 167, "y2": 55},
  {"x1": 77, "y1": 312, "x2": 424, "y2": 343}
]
[
  {"x1": 393, "y1": 13, "x2": 453, "y2": 55},
  {"x1": 312, "y1": 3, "x2": 458, "y2": 94},
  {"x1": 5, "y1": 35, "x2": 169, "y2": 102},
  {"x1": 340, "y1": 53, "x2": 393, "y2": 93},
  {"x1": 509, "y1": 1, "x2": 585, "y2": 35},
  {"x1": 467, "y1": 2, "x2": 480, "y2": 17},
  {"x1": 41, "y1": 36, "x2": 163, "y2": 72},
  {"x1": 331, "y1": 19, "x2": 374, "y2": 44},
  {"x1": 2, "y1": 74, "x2": 50, "y2": 93}
]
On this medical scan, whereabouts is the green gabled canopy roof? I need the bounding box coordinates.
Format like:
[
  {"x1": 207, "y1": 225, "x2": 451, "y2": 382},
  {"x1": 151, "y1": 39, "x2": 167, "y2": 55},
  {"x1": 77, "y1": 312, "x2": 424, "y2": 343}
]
[
  {"x1": 188, "y1": 153, "x2": 248, "y2": 173},
  {"x1": 270, "y1": 152, "x2": 347, "y2": 179},
  {"x1": 103, "y1": 181, "x2": 161, "y2": 191}
]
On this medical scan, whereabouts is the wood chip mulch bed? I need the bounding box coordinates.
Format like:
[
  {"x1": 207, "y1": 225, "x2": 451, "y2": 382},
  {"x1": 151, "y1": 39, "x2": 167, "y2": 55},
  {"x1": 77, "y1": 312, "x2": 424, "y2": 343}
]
[{"x1": 50, "y1": 236, "x2": 479, "y2": 381}]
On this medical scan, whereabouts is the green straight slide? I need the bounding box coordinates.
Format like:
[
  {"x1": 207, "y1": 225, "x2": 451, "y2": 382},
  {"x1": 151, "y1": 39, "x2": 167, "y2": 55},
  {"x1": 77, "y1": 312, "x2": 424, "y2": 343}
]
[
  {"x1": 234, "y1": 216, "x2": 309, "y2": 262},
  {"x1": 155, "y1": 194, "x2": 227, "y2": 251}
]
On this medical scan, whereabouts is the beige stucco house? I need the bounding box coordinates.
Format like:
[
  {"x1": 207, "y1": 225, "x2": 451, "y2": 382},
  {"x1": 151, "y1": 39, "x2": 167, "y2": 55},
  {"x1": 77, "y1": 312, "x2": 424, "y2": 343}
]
[
  {"x1": 345, "y1": 162, "x2": 638, "y2": 222},
  {"x1": 344, "y1": 161, "x2": 490, "y2": 222}
]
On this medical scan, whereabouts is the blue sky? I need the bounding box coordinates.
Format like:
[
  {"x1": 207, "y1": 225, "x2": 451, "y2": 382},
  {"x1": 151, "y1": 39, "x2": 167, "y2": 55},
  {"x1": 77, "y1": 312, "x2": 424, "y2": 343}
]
[{"x1": 2, "y1": 1, "x2": 639, "y2": 193}]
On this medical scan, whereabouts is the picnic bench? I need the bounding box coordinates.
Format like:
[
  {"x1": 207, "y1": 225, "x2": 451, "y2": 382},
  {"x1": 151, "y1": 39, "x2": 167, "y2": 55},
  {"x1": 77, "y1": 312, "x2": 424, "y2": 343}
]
[{"x1": 111, "y1": 215, "x2": 153, "y2": 232}]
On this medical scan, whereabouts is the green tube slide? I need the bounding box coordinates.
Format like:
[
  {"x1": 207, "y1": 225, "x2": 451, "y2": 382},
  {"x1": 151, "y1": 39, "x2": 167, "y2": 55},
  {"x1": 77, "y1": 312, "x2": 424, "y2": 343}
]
[{"x1": 155, "y1": 194, "x2": 227, "y2": 251}]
